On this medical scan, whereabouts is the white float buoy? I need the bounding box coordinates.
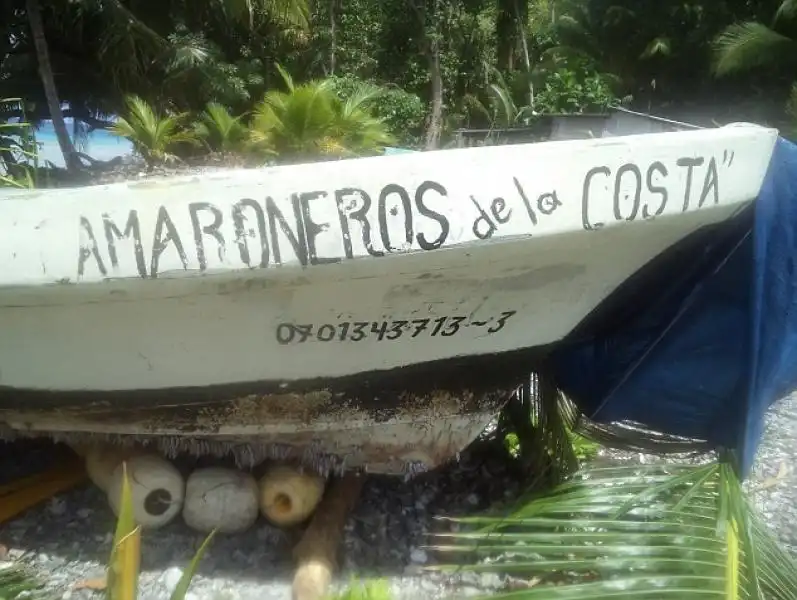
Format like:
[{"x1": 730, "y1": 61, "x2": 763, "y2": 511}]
[
  {"x1": 182, "y1": 467, "x2": 259, "y2": 534},
  {"x1": 106, "y1": 454, "x2": 185, "y2": 529},
  {"x1": 258, "y1": 465, "x2": 326, "y2": 527},
  {"x1": 85, "y1": 446, "x2": 140, "y2": 493}
]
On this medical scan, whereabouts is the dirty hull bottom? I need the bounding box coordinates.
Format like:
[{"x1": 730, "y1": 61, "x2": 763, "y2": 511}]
[
  {"x1": 0, "y1": 409, "x2": 503, "y2": 477},
  {"x1": 0, "y1": 357, "x2": 530, "y2": 476}
]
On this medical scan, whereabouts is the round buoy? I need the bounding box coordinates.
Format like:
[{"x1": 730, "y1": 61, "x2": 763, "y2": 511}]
[
  {"x1": 258, "y1": 465, "x2": 326, "y2": 527},
  {"x1": 85, "y1": 446, "x2": 139, "y2": 493},
  {"x1": 106, "y1": 454, "x2": 185, "y2": 529},
  {"x1": 182, "y1": 467, "x2": 259, "y2": 534}
]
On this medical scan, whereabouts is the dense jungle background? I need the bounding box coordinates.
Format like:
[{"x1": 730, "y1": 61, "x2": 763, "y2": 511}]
[{"x1": 2, "y1": 0, "x2": 797, "y2": 180}]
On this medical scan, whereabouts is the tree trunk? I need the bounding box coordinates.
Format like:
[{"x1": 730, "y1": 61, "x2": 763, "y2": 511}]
[
  {"x1": 329, "y1": 0, "x2": 338, "y2": 75},
  {"x1": 496, "y1": 0, "x2": 515, "y2": 70},
  {"x1": 25, "y1": 0, "x2": 80, "y2": 172},
  {"x1": 424, "y1": 35, "x2": 443, "y2": 150},
  {"x1": 413, "y1": 0, "x2": 443, "y2": 151}
]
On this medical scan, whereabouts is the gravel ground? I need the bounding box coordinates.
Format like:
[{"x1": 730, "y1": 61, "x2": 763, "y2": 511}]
[
  {"x1": 1, "y1": 393, "x2": 795, "y2": 600},
  {"x1": 0, "y1": 438, "x2": 519, "y2": 600}
]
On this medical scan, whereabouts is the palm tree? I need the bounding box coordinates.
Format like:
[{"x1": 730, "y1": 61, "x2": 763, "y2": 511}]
[
  {"x1": 712, "y1": 0, "x2": 797, "y2": 76},
  {"x1": 25, "y1": 0, "x2": 81, "y2": 172},
  {"x1": 193, "y1": 102, "x2": 249, "y2": 153},
  {"x1": 43, "y1": 0, "x2": 308, "y2": 114},
  {"x1": 110, "y1": 95, "x2": 199, "y2": 167},
  {"x1": 249, "y1": 64, "x2": 394, "y2": 163}
]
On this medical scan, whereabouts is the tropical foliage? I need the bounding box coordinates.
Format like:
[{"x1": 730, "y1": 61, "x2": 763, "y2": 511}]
[
  {"x1": 326, "y1": 579, "x2": 394, "y2": 600},
  {"x1": 105, "y1": 462, "x2": 215, "y2": 600},
  {"x1": 7, "y1": 0, "x2": 797, "y2": 175},
  {"x1": 193, "y1": 102, "x2": 249, "y2": 154},
  {"x1": 712, "y1": 0, "x2": 797, "y2": 77},
  {"x1": 429, "y1": 461, "x2": 797, "y2": 599},
  {"x1": 0, "y1": 563, "x2": 51, "y2": 599},
  {"x1": 0, "y1": 98, "x2": 37, "y2": 188},
  {"x1": 109, "y1": 96, "x2": 198, "y2": 167},
  {"x1": 248, "y1": 64, "x2": 394, "y2": 161}
]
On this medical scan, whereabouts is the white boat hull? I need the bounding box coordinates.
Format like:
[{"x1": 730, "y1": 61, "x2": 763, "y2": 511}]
[{"x1": 0, "y1": 124, "x2": 779, "y2": 474}]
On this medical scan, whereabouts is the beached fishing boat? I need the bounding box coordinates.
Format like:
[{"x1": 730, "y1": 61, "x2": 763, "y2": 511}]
[{"x1": 0, "y1": 123, "x2": 782, "y2": 475}]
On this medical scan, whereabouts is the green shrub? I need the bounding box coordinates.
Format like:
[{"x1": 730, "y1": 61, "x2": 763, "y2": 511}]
[
  {"x1": 534, "y1": 67, "x2": 618, "y2": 114},
  {"x1": 327, "y1": 75, "x2": 425, "y2": 147}
]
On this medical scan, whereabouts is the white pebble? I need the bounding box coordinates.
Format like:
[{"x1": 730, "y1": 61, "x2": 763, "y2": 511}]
[
  {"x1": 161, "y1": 566, "x2": 184, "y2": 590},
  {"x1": 409, "y1": 547, "x2": 428, "y2": 564}
]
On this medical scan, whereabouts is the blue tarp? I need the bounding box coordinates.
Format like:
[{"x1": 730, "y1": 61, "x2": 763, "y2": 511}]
[{"x1": 548, "y1": 136, "x2": 797, "y2": 477}]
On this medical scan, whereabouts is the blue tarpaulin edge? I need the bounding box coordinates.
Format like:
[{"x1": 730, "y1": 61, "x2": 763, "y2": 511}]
[{"x1": 547, "y1": 136, "x2": 797, "y2": 477}]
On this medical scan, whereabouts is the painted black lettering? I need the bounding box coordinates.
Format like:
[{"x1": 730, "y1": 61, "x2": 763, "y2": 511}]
[
  {"x1": 491, "y1": 197, "x2": 512, "y2": 224},
  {"x1": 102, "y1": 210, "x2": 145, "y2": 278},
  {"x1": 676, "y1": 157, "x2": 704, "y2": 212},
  {"x1": 643, "y1": 162, "x2": 669, "y2": 218},
  {"x1": 513, "y1": 177, "x2": 537, "y2": 226},
  {"x1": 336, "y1": 188, "x2": 383, "y2": 258},
  {"x1": 378, "y1": 184, "x2": 413, "y2": 252},
  {"x1": 232, "y1": 199, "x2": 269, "y2": 268},
  {"x1": 537, "y1": 191, "x2": 561, "y2": 216},
  {"x1": 582, "y1": 166, "x2": 610, "y2": 230},
  {"x1": 414, "y1": 180, "x2": 450, "y2": 250},
  {"x1": 150, "y1": 205, "x2": 187, "y2": 278},
  {"x1": 334, "y1": 189, "x2": 356, "y2": 259},
  {"x1": 613, "y1": 163, "x2": 642, "y2": 222},
  {"x1": 77, "y1": 216, "x2": 107, "y2": 277},
  {"x1": 698, "y1": 157, "x2": 719, "y2": 207},
  {"x1": 266, "y1": 196, "x2": 308, "y2": 266},
  {"x1": 189, "y1": 202, "x2": 225, "y2": 272},
  {"x1": 470, "y1": 196, "x2": 496, "y2": 240},
  {"x1": 298, "y1": 190, "x2": 338, "y2": 265}
]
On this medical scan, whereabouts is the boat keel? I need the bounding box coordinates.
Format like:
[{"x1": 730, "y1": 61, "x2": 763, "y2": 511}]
[{"x1": 0, "y1": 385, "x2": 513, "y2": 477}]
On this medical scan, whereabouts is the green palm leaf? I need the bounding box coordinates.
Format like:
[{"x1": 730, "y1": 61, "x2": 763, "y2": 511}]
[
  {"x1": 194, "y1": 103, "x2": 248, "y2": 153},
  {"x1": 712, "y1": 22, "x2": 797, "y2": 76},
  {"x1": 0, "y1": 563, "x2": 52, "y2": 599},
  {"x1": 110, "y1": 95, "x2": 197, "y2": 165},
  {"x1": 249, "y1": 67, "x2": 393, "y2": 162},
  {"x1": 428, "y1": 462, "x2": 797, "y2": 599},
  {"x1": 774, "y1": 0, "x2": 797, "y2": 26}
]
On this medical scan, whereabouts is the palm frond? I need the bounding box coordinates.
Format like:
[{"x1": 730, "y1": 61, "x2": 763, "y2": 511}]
[
  {"x1": 219, "y1": 0, "x2": 309, "y2": 29},
  {"x1": 0, "y1": 563, "x2": 52, "y2": 599},
  {"x1": 640, "y1": 37, "x2": 672, "y2": 60},
  {"x1": 774, "y1": 0, "x2": 797, "y2": 27},
  {"x1": 109, "y1": 96, "x2": 196, "y2": 165},
  {"x1": 249, "y1": 71, "x2": 393, "y2": 161},
  {"x1": 428, "y1": 462, "x2": 797, "y2": 599},
  {"x1": 274, "y1": 62, "x2": 296, "y2": 93},
  {"x1": 712, "y1": 22, "x2": 797, "y2": 76},
  {"x1": 194, "y1": 102, "x2": 248, "y2": 152}
]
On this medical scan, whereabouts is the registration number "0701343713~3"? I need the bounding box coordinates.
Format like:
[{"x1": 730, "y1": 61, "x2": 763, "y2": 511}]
[{"x1": 274, "y1": 310, "x2": 517, "y2": 345}]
